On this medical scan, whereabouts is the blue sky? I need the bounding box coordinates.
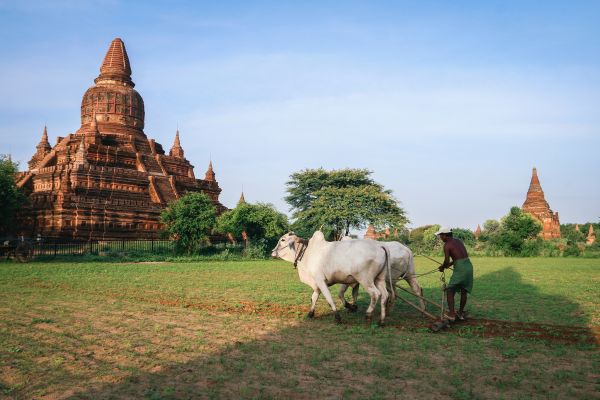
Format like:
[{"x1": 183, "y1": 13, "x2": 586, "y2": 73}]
[{"x1": 1, "y1": 0, "x2": 598, "y2": 229}]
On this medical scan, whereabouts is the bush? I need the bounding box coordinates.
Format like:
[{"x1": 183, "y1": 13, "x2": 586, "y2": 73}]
[
  {"x1": 563, "y1": 244, "x2": 581, "y2": 257},
  {"x1": 161, "y1": 193, "x2": 217, "y2": 254},
  {"x1": 520, "y1": 238, "x2": 542, "y2": 257}
]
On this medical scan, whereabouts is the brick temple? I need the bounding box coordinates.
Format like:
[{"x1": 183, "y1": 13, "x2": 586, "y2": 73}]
[
  {"x1": 16, "y1": 38, "x2": 226, "y2": 240},
  {"x1": 521, "y1": 167, "x2": 561, "y2": 240}
]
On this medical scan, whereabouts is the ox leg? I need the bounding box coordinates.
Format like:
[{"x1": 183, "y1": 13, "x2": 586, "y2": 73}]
[
  {"x1": 316, "y1": 281, "x2": 341, "y2": 323},
  {"x1": 351, "y1": 283, "x2": 360, "y2": 311},
  {"x1": 385, "y1": 282, "x2": 396, "y2": 314},
  {"x1": 338, "y1": 284, "x2": 358, "y2": 312},
  {"x1": 307, "y1": 289, "x2": 320, "y2": 319},
  {"x1": 375, "y1": 277, "x2": 389, "y2": 326},
  {"x1": 362, "y1": 283, "x2": 381, "y2": 325},
  {"x1": 406, "y1": 277, "x2": 425, "y2": 311}
]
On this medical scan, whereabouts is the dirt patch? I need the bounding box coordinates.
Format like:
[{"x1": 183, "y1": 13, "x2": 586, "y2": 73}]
[
  {"x1": 456, "y1": 318, "x2": 600, "y2": 344},
  {"x1": 146, "y1": 296, "x2": 600, "y2": 345},
  {"x1": 23, "y1": 281, "x2": 599, "y2": 346}
]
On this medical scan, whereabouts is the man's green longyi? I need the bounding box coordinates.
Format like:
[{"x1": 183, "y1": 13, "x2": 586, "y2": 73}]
[{"x1": 447, "y1": 258, "x2": 473, "y2": 293}]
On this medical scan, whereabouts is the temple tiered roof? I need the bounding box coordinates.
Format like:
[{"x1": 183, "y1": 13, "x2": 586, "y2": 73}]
[{"x1": 522, "y1": 167, "x2": 561, "y2": 240}]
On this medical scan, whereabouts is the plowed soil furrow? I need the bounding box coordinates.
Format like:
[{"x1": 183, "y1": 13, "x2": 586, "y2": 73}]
[{"x1": 27, "y1": 282, "x2": 600, "y2": 345}]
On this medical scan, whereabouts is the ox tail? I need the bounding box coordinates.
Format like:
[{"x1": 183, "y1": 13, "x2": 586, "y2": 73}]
[
  {"x1": 381, "y1": 246, "x2": 395, "y2": 302},
  {"x1": 407, "y1": 250, "x2": 416, "y2": 287}
]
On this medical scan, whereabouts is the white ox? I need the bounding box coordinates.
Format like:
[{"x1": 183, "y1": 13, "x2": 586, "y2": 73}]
[
  {"x1": 272, "y1": 231, "x2": 391, "y2": 324},
  {"x1": 337, "y1": 239, "x2": 425, "y2": 313}
]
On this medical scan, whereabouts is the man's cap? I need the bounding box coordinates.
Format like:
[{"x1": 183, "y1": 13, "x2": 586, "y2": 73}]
[{"x1": 435, "y1": 227, "x2": 452, "y2": 235}]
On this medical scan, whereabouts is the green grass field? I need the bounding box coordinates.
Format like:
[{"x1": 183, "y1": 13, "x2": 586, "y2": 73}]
[{"x1": 1, "y1": 257, "x2": 599, "y2": 399}]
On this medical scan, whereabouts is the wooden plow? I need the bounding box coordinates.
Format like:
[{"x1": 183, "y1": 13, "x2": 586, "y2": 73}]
[
  {"x1": 393, "y1": 282, "x2": 452, "y2": 332},
  {"x1": 392, "y1": 256, "x2": 466, "y2": 332}
]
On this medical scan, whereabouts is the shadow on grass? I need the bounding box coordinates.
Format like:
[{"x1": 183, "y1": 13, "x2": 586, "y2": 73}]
[
  {"x1": 389, "y1": 266, "x2": 596, "y2": 343},
  {"x1": 61, "y1": 266, "x2": 600, "y2": 399}
]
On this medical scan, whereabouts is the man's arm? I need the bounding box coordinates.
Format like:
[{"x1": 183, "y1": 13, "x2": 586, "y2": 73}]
[{"x1": 439, "y1": 241, "x2": 455, "y2": 271}]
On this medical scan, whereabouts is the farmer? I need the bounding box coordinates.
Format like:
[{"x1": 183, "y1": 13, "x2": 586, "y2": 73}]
[{"x1": 435, "y1": 227, "x2": 473, "y2": 321}]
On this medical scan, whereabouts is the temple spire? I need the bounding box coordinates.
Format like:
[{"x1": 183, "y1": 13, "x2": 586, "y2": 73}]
[
  {"x1": 204, "y1": 160, "x2": 215, "y2": 182},
  {"x1": 38, "y1": 126, "x2": 51, "y2": 151},
  {"x1": 28, "y1": 126, "x2": 52, "y2": 170},
  {"x1": 522, "y1": 167, "x2": 561, "y2": 240},
  {"x1": 95, "y1": 38, "x2": 134, "y2": 87},
  {"x1": 238, "y1": 191, "x2": 246, "y2": 205},
  {"x1": 73, "y1": 137, "x2": 88, "y2": 166},
  {"x1": 588, "y1": 225, "x2": 597, "y2": 245},
  {"x1": 89, "y1": 111, "x2": 99, "y2": 133},
  {"x1": 528, "y1": 167, "x2": 542, "y2": 193},
  {"x1": 169, "y1": 129, "x2": 184, "y2": 158},
  {"x1": 474, "y1": 224, "x2": 481, "y2": 239}
]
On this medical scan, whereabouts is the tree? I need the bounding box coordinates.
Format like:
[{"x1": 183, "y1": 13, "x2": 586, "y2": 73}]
[
  {"x1": 479, "y1": 219, "x2": 500, "y2": 242},
  {"x1": 160, "y1": 192, "x2": 216, "y2": 253},
  {"x1": 0, "y1": 155, "x2": 25, "y2": 236},
  {"x1": 285, "y1": 168, "x2": 407, "y2": 239},
  {"x1": 216, "y1": 202, "x2": 289, "y2": 250},
  {"x1": 492, "y1": 207, "x2": 542, "y2": 256},
  {"x1": 451, "y1": 228, "x2": 475, "y2": 246}
]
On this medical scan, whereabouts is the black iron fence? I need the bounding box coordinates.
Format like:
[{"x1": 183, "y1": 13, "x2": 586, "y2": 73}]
[
  {"x1": 1, "y1": 236, "x2": 244, "y2": 261},
  {"x1": 28, "y1": 238, "x2": 175, "y2": 258}
]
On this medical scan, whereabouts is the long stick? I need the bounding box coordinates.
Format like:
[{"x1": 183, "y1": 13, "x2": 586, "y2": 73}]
[
  {"x1": 395, "y1": 285, "x2": 442, "y2": 309},
  {"x1": 418, "y1": 254, "x2": 442, "y2": 265},
  {"x1": 395, "y1": 294, "x2": 438, "y2": 320}
]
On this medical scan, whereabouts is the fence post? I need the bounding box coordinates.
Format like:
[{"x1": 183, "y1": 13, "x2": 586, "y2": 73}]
[{"x1": 54, "y1": 242, "x2": 57, "y2": 258}]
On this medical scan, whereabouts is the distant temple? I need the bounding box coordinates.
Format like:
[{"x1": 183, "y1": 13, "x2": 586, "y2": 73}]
[
  {"x1": 587, "y1": 225, "x2": 596, "y2": 245},
  {"x1": 521, "y1": 168, "x2": 560, "y2": 240},
  {"x1": 16, "y1": 38, "x2": 226, "y2": 240},
  {"x1": 364, "y1": 225, "x2": 394, "y2": 240},
  {"x1": 474, "y1": 224, "x2": 481, "y2": 239}
]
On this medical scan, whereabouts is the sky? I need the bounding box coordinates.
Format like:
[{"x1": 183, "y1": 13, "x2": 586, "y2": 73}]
[{"x1": 0, "y1": 0, "x2": 598, "y2": 230}]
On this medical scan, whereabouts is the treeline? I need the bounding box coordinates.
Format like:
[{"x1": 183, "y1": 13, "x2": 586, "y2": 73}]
[
  {"x1": 385, "y1": 207, "x2": 599, "y2": 258},
  {"x1": 160, "y1": 167, "x2": 406, "y2": 257},
  {"x1": 3, "y1": 157, "x2": 597, "y2": 259}
]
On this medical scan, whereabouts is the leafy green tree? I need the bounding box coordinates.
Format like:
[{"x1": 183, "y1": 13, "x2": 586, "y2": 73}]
[
  {"x1": 160, "y1": 192, "x2": 216, "y2": 254},
  {"x1": 285, "y1": 168, "x2": 407, "y2": 239},
  {"x1": 0, "y1": 155, "x2": 25, "y2": 235},
  {"x1": 479, "y1": 219, "x2": 500, "y2": 242},
  {"x1": 491, "y1": 207, "x2": 542, "y2": 256},
  {"x1": 421, "y1": 225, "x2": 443, "y2": 255},
  {"x1": 216, "y1": 202, "x2": 289, "y2": 251},
  {"x1": 451, "y1": 228, "x2": 475, "y2": 246}
]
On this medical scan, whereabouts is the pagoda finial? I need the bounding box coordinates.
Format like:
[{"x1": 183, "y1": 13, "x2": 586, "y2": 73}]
[
  {"x1": 169, "y1": 129, "x2": 184, "y2": 158},
  {"x1": 90, "y1": 111, "x2": 99, "y2": 133},
  {"x1": 73, "y1": 137, "x2": 88, "y2": 166},
  {"x1": 529, "y1": 167, "x2": 541, "y2": 189},
  {"x1": 38, "y1": 126, "x2": 51, "y2": 150},
  {"x1": 95, "y1": 38, "x2": 134, "y2": 87},
  {"x1": 238, "y1": 191, "x2": 246, "y2": 205},
  {"x1": 204, "y1": 160, "x2": 215, "y2": 182}
]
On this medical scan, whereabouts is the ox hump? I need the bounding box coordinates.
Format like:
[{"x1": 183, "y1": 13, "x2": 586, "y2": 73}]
[{"x1": 311, "y1": 231, "x2": 326, "y2": 242}]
